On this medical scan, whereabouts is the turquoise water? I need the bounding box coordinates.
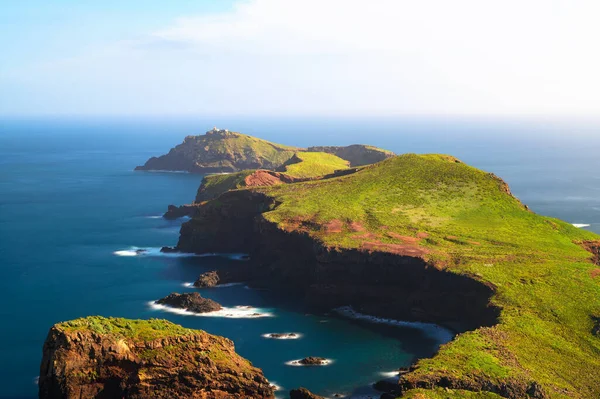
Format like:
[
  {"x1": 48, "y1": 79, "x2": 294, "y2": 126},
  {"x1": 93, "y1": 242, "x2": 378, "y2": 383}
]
[{"x1": 1, "y1": 118, "x2": 599, "y2": 398}]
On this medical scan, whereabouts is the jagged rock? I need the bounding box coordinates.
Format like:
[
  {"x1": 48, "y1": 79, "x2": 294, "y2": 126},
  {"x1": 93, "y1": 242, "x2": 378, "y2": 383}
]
[
  {"x1": 193, "y1": 269, "x2": 248, "y2": 288},
  {"x1": 160, "y1": 246, "x2": 178, "y2": 253},
  {"x1": 267, "y1": 333, "x2": 297, "y2": 339},
  {"x1": 373, "y1": 379, "x2": 400, "y2": 393},
  {"x1": 297, "y1": 357, "x2": 328, "y2": 366},
  {"x1": 39, "y1": 317, "x2": 274, "y2": 399},
  {"x1": 156, "y1": 292, "x2": 222, "y2": 313},
  {"x1": 289, "y1": 387, "x2": 325, "y2": 399}
]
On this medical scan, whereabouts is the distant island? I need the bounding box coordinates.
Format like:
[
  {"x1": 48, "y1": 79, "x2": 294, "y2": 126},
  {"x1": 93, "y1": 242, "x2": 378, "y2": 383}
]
[
  {"x1": 134, "y1": 127, "x2": 394, "y2": 174},
  {"x1": 43, "y1": 129, "x2": 600, "y2": 399}
]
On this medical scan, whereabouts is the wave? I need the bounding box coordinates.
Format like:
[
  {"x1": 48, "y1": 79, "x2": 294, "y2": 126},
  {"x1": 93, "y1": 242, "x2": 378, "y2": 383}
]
[
  {"x1": 378, "y1": 370, "x2": 401, "y2": 379},
  {"x1": 573, "y1": 223, "x2": 591, "y2": 228},
  {"x1": 182, "y1": 282, "x2": 245, "y2": 289},
  {"x1": 285, "y1": 358, "x2": 334, "y2": 367},
  {"x1": 113, "y1": 247, "x2": 249, "y2": 260},
  {"x1": 261, "y1": 332, "x2": 303, "y2": 340},
  {"x1": 144, "y1": 215, "x2": 163, "y2": 219},
  {"x1": 334, "y1": 306, "x2": 454, "y2": 344},
  {"x1": 149, "y1": 301, "x2": 274, "y2": 318}
]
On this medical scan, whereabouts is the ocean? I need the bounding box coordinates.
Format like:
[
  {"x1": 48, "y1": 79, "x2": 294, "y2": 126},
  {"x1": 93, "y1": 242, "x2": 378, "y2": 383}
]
[{"x1": 0, "y1": 117, "x2": 598, "y2": 398}]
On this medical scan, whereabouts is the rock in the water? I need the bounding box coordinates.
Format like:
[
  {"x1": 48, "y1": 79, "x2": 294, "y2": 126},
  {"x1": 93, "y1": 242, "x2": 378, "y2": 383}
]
[
  {"x1": 39, "y1": 316, "x2": 274, "y2": 399},
  {"x1": 289, "y1": 387, "x2": 325, "y2": 399},
  {"x1": 297, "y1": 357, "x2": 328, "y2": 366},
  {"x1": 156, "y1": 292, "x2": 222, "y2": 313},
  {"x1": 193, "y1": 269, "x2": 248, "y2": 288},
  {"x1": 194, "y1": 270, "x2": 221, "y2": 287},
  {"x1": 160, "y1": 246, "x2": 179, "y2": 253},
  {"x1": 268, "y1": 333, "x2": 298, "y2": 339}
]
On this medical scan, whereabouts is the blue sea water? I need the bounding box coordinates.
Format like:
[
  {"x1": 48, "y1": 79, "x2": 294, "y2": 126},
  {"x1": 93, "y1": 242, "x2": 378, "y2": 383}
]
[{"x1": 0, "y1": 117, "x2": 598, "y2": 399}]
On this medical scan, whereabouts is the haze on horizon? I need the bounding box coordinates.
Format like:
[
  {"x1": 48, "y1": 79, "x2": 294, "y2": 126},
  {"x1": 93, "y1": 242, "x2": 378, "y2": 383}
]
[{"x1": 1, "y1": 0, "x2": 599, "y2": 118}]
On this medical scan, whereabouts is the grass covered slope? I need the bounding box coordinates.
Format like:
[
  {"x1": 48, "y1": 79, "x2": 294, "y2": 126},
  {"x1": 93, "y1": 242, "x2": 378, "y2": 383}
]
[
  {"x1": 194, "y1": 152, "x2": 350, "y2": 202},
  {"x1": 278, "y1": 151, "x2": 350, "y2": 178},
  {"x1": 253, "y1": 154, "x2": 600, "y2": 398},
  {"x1": 135, "y1": 128, "x2": 299, "y2": 173}
]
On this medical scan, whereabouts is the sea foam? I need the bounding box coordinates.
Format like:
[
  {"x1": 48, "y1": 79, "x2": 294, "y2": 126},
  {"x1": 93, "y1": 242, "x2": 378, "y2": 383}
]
[
  {"x1": 261, "y1": 332, "x2": 303, "y2": 340},
  {"x1": 334, "y1": 306, "x2": 454, "y2": 344},
  {"x1": 285, "y1": 358, "x2": 334, "y2": 367},
  {"x1": 113, "y1": 247, "x2": 248, "y2": 260},
  {"x1": 149, "y1": 301, "x2": 273, "y2": 318},
  {"x1": 573, "y1": 223, "x2": 591, "y2": 228}
]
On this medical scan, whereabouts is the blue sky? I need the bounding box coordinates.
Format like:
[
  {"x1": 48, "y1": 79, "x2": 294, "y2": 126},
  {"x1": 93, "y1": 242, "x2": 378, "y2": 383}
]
[{"x1": 1, "y1": 0, "x2": 599, "y2": 117}]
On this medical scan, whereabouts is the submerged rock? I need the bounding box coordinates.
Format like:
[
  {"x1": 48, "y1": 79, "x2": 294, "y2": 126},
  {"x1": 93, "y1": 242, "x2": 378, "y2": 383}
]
[
  {"x1": 289, "y1": 387, "x2": 325, "y2": 399},
  {"x1": 156, "y1": 292, "x2": 222, "y2": 313},
  {"x1": 39, "y1": 316, "x2": 274, "y2": 399}
]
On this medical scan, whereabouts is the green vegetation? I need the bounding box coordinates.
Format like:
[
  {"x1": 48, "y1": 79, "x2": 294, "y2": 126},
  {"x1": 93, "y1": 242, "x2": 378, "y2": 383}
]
[
  {"x1": 279, "y1": 151, "x2": 349, "y2": 178},
  {"x1": 195, "y1": 170, "x2": 254, "y2": 202},
  {"x1": 241, "y1": 154, "x2": 600, "y2": 398},
  {"x1": 59, "y1": 316, "x2": 197, "y2": 342},
  {"x1": 402, "y1": 389, "x2": 503, "y2": 399}
]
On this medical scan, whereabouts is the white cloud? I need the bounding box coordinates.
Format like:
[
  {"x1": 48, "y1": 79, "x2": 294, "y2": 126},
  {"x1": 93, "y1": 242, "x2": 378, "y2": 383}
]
[{"x1": 3, "y1": 0, "x2": 600, "y2": 116}]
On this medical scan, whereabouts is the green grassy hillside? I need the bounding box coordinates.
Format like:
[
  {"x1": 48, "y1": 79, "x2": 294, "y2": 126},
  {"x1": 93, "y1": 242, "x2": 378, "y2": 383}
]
[
  {"x1": 252, "y1": 154, "x2": 600, "y2": 398},
  {"x1": 278, "y1": 151, "x2": 350, "y2": 178}
]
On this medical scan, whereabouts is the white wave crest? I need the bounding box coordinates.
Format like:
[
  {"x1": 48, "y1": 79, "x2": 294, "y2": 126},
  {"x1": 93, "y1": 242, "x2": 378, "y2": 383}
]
[
  {"x1": 285, "y1": 358, "x2": 333, "y2": 367},
  {"x1": 149, "y1": 301, "x2": 273, "y2": 318},
  {"x1": 145, "y1": 215, "x2": 163, "y2": 219},
  {"x1": 378, "y1": 370, "x2": 401, "y2": 378},
  {"x1": 182, "y1": 282, "x2": 194, "y2": 288},
  {"x1": 261, "y1": 332, "x2": 303, "y2": 340},
  {"x1": 573, "y1": 223, "x2": 591, "y2": 228},
  {"x1": 334, "y1": 306, "x2": 454, "y2": 344},
  {"x1": 113, "y1": 247, "x2": 249, "y2": 259}
]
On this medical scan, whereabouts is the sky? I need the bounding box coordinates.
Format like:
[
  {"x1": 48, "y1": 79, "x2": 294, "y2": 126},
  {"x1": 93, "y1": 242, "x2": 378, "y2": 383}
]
[{"x1": 1, "y1": 0, "x2": 600, "y2": 117}]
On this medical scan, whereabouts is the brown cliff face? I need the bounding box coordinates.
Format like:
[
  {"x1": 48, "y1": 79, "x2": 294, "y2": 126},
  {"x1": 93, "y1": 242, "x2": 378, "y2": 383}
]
[
  {"x1": 39, "y1": 317, "x2": 274, "y2": 399},
  {"x1": 176, "y1": 191, "x2": 499, "y2": 332}
]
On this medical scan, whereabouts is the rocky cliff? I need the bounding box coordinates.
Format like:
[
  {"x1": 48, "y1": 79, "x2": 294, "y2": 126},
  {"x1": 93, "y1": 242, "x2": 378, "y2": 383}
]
[
  {"x1": 175, "y1": 154, "x2": 600, "y2": 398},
  {"x1": 39, "y1": 317, "x2": 274, "y2": 399}
]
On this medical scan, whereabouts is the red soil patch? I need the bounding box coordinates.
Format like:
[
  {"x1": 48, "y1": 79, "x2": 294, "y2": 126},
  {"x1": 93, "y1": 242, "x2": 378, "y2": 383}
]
[
  {"x1": 348, "y1": 221, "x2": 366, "y2": 232},
  {"x1": 591, "y1": 269, "x2": 600, "y2": 279},
  {"x1": 324, "y1": 219, "x2": 343, "y2": 233},
  {"x1": 361, "y1": 241, "x2": 429, "y2": 257},
  {"x1": 387, "y1": 232, "x2": 421, "y2": 244},
  {"x1": 581, "y1": 240, "x2": 600, "y2": 266},
  {"x1": 244, "y1": 170, "x2": 299, "y2": 187},
  {"x1": 416, "y1": 232, "x2": 429, "y2": 239},
  {"x1": 468, "y1": 241, "x2": 482, "y2": 246},
  {"x1": 351, "y1": 232, "x2": 381, "y2": 240},
  {"x1": 446, "y1": 235, "x2": 459, "y2": 240}
]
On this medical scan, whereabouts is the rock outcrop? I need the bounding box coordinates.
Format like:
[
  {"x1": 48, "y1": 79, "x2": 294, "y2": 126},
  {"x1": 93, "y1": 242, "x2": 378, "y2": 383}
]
[
  {"x1": 163, "y1": 204, "x2": 199, "y2": 219},
  {"x1": 156, "y1": 292, "x2": 222, "y2": 313},
  {"x1": 193, "y1": 269, "x2": 248, "y2": 288},
  {"x1": 307, "y1": 144, "x2": 394, "y2": 167},
  {"x1": 297, "y1": 357, "x2": 328, "y2": 366},
  {"x1": 289, "y1": 387, "x2": 325, "y2": 399},
  {"x1": 39, "y1": 317, "x2": 274, "y2": 399}
]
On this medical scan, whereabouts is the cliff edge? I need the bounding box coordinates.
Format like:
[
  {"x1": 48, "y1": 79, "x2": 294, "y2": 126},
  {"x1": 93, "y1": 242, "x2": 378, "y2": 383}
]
[{"x1": 39, "y1": 317, "x2": 274, "y2": 399}]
